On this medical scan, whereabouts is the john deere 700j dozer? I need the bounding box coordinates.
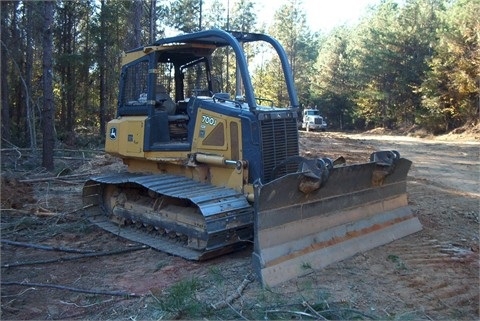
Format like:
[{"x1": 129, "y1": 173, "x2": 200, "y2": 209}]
[{"x1": 83, "y1": 29, "x2": 422, "y2": 286}]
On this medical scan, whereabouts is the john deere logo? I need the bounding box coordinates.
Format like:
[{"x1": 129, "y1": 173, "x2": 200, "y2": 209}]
[{"x1": 109, "y1": 127, "x2": 117, "y2": 140}]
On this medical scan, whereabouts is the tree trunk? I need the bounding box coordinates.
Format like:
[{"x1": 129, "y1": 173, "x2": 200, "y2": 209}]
[
  {"x1": 125, "y1": 0, "x2": 143, "y2": 49},
  {"x1": 25, "y1": 1, "x2": 36, "y2": 151},
  {"x1": 82, "y1": 5, "x2": 91, "y2": 127},
  {"x1": 42, "y1": 1, "x2": 55, "y2": 171},
  {"x1": 1, "y1": 1, "x2": 10, "y2": 144},
  {"x1": 10, "y1": 2, "x2": 24, "y2": 144},
  {"x1": 65, "y1": 1, "x2": 75, "y2": 136},
  {"x1": 99, "y1": 0, "x2": 107, "y2": 137},
  {"x1": 149, "y1": 0, "x2": 157, "y2": 43}
]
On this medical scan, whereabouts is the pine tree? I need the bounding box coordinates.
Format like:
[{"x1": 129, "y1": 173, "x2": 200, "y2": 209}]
[{"x1": 42, "y1": 0, "x2": 55, "y2": 170}]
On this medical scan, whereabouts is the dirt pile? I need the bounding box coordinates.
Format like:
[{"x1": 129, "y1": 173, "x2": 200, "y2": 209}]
[{"x1": 0, "y1": 176, "x2": 35, "y2": 210}]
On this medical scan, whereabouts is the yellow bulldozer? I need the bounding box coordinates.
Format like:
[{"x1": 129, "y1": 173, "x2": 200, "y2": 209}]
[{"x1": 82, "y1": 29, "x2": 422, "y2": 286}]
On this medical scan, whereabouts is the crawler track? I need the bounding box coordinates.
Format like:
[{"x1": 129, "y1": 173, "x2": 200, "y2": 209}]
[{"x1": 82, "y1": 172, "x2": 254, "y2": 260}]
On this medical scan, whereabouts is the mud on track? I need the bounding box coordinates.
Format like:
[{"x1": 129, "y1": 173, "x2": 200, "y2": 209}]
[{"x1": 1, "y1": 131, "x2": 479, "y2": 320}]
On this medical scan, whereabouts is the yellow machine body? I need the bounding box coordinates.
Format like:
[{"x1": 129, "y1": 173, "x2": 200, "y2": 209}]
[
  {"x1": 82, "y1": 29, "x2": 421, "y2": 286},
  {"x1": 104, "y1": 108, "x2": 250, "y2": 196}
]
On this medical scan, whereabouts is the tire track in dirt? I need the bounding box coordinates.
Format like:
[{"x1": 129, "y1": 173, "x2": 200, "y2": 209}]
[
  {"x1": 372, "y1": 173, "x2": 480, "y2": 320},
  {"x1": 307, "y1": 133, "x2": 479, "y2": 320},
  {"x1": 382, "y1": 233, "x2": 479, "y2": 319}
]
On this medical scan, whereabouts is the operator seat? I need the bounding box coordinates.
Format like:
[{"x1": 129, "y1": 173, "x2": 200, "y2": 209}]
[{"x1": 156, "y1": 83, "x2": 176, "y2": 115}]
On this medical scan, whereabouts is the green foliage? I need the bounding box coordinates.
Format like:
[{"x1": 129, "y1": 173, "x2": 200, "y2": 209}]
[
  {"x1": 203, "y1": 0, "x2": 228, "y2": 29},
  {"x1": 387, "y1": 253, "x2": 408, "y2": 271},
  {"x1": 2, "y1": 0, "x2": 478, "y2": 152},
  {"x1": 152, "y1": 278, "x2": 208, "y2": 319},
  {"x1": 312, "y1": 26, "x2": 357, "y2": 128},
  {"x1": 254, "y1": 0, "x2": 319, "y2": 108},
  {"x1": 207, "y1": 266, "x2": 225, "y2": 285},
  {"x1": 169, "y1": 0, "x2": 203, "y2": 32},
  {"x1": 224, "y1": 0, "x2": 258, "y2": 95},
  {"x1": 308, "y1": 0, "x2": 478, "y2": 131},
  {"x1": 348, "y1": 0, "x2": 437, "y2": 129},
  {"x1": 419, "y1": 0, "x2": 480, "y2": 133},
  {"x1": 230, "y1": 0, "x2": 256, "y2": 32}
]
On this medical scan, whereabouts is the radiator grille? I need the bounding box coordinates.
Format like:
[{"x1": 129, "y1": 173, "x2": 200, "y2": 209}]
[{"x1": 260, "y1": 116, "x2": 299, "y2": 183}]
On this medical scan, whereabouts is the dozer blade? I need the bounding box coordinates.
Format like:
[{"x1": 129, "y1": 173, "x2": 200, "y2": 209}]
[{"x1": 252, "y1": 156, "x2": 422, "y2": 287}]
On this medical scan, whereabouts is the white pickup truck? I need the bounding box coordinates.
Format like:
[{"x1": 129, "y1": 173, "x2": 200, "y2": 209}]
[{"x1": 300, "y1": 108, "x2": 327, "y2": 131}]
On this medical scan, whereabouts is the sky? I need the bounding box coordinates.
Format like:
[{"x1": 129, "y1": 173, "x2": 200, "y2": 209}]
[{"x1": 255, "y1": 0, "x2": 383, "y2": 32}]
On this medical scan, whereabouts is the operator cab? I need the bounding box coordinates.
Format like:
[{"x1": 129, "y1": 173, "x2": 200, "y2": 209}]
[
  {"x1": 115, "y1": 30, "x2": 300, "y2": 157},
  {"x1": 117, "y1": 43, "x2": 220, "y2": 150}
]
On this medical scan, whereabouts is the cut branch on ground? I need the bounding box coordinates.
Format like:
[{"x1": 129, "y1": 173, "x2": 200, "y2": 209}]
[
  {"x1": 210, "y1": 273, "x2": 255, "y2": 310},
  {"x1": 1, "y1": 281, "x2": 140, "y2": 297},
  {"x1": 1, "y1": 245, "x2": 148, "y2": 268},
  {"x1": 1, "y1": 239, "x2": 96, "y2": 253},
  {"x1": 19, "y1": 173, "x2": 92, "y2": 183}
]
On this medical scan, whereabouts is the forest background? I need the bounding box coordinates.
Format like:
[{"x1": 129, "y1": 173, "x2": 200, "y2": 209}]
[{"x1": 1, "y1": 0, "x2": 479, "y2": 170}]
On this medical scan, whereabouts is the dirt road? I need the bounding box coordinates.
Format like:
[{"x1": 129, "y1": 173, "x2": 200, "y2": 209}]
[
  {"x1": 1, "y1": 131, "x2": 479, "y2": 320},
  {"x1": 346, "y1": 133, "x2": 479, "y2": 196},
  {"x1": 300, "y1": 131, "x2": 479, "y2": 320}
]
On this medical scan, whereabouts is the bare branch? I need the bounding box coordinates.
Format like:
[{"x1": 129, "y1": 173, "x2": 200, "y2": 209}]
[
  {"x1": 19, "y1": 173, "x2": 92, "y2": 183},
  {"x1": 210, "y1": 273, "x2": 255, "y2": 310},
  {"x1": 265, "y1": 309, "x2": 317, "y2": 319},
  {"x1": 60, "y1": 298, "x2": 114, "y2": 308},
  {"x1": 1, "y1": 239, "x2": 96, "y2": 253},
  {"x1": 1, "y1": 281, "x2": 140, "y2": 297},
  {"x1": 302, "y1": 301, "x2": 328, "y2": 320},
  {"x1": 1, "y1": 245, "x2": 147, "y2": 268}
]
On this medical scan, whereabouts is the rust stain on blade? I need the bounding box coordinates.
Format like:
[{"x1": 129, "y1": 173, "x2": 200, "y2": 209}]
[{"x1": 265, "y1": 215, "x2": 418, "y2": 268}]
